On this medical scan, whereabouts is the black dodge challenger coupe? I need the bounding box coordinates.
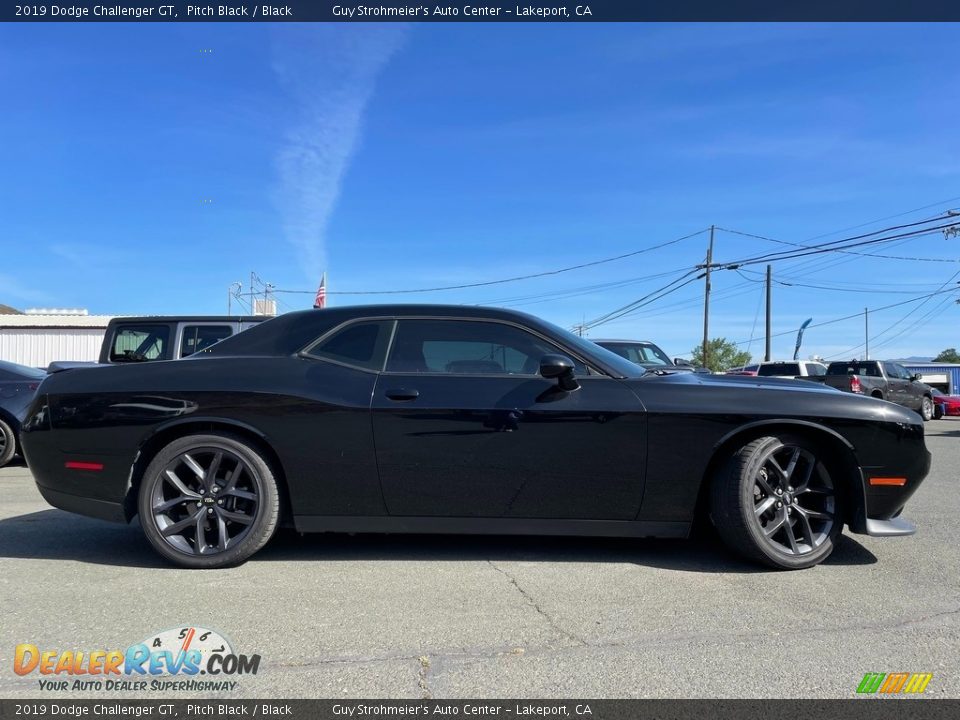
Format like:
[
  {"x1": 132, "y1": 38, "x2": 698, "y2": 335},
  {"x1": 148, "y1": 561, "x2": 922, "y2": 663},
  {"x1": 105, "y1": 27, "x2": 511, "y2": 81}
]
[{"x1": 21, "y1": 305, "x2": 930, "y2": 570}]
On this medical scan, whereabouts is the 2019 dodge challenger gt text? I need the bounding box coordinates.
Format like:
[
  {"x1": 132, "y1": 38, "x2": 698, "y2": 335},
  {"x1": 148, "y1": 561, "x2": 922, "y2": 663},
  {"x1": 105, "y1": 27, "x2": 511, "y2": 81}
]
[{"x1": 20, "y1": 305, "x2": 930, "y2": 570}]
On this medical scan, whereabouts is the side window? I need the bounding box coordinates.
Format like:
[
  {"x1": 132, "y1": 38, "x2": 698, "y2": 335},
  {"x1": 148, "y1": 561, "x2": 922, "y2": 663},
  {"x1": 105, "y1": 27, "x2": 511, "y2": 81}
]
[
  {"x1": 883, "y1": 362, "x2": 900, "y2": 379},
  {"x1": 895, "y1": 365, "x2": 912, "y2": 380},
  {"x1": 303, "y1": 320, "x2": 394, "y2": 371},
  {"x1": 386, "y1": 319, "x2": 586, "y2": 375},
  {"x1": 806, "y1": 363, "x2": 826, "y2": 377},
  {"x1": 181, "y1": 325, "x2": 233, "y2": 357},
  {"x1": 110, "y1": 325, "x2": 170, "y2": 362}
]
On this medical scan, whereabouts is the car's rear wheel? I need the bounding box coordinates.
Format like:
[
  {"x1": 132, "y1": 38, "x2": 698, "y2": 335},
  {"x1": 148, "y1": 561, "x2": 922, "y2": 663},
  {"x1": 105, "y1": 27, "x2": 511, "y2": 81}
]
[
  {"x1": 710, "y1": 434, "x2": 842, "y2": 570},
  {"x1": 920, "y1": 396, "x2": 933, "y2": 422},
  {"x1": 0, "y1": 418, "x2": 16, "y2": 468},
  {"x1": 138, "y1": 433, "x2": 279, "y2": 569}
]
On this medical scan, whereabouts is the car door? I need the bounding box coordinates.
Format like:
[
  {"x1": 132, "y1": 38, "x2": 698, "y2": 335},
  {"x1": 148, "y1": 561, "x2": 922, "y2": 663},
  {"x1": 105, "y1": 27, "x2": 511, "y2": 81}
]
[
  {"x1": 895, "y1": 363, "x2": 922, "y2": 410},
  {"x1": 882, "y1": 362, "x2": 908, "y2": 406},
  {"x1": 370, "y1": 318, "x2": 647, "y2": 520}
]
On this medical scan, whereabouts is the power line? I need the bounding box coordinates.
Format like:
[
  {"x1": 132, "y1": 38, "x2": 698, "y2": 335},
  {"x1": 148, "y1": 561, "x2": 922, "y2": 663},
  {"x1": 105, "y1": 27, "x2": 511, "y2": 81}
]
[
  {"x1": 580, "y1": 270, "x2": 705, "y2": 331},
  {"x1": 718, "y1": 226, "x2": 960, "y2": 264},
  {"x1": 272, "y1": 228, "x2": 710, "y2": 297},
  {"x1": 714, "y1": 219, "x2": 959, "y2": 270},
  {"x1": 730, "y1": 286, "x2": 960, "y2": 348}
]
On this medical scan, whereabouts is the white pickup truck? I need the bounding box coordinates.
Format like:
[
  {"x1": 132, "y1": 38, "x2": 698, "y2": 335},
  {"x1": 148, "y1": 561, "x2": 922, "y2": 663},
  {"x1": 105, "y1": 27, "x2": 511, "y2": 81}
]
[{"x1": 755, "y1": 360, "x2": 828, "y2": 380}]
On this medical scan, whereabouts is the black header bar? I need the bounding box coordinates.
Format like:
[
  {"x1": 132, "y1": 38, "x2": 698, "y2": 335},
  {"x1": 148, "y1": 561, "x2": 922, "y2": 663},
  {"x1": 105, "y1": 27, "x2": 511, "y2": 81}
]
[{"x1": 3, "y1": 0, "x2": 960, "y2": 22}]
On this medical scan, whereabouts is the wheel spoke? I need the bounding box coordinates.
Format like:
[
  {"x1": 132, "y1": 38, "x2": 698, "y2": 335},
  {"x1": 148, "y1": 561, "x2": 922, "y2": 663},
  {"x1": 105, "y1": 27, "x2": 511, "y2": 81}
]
[
  {"x1": 796, "y1": 505, "x2": 832, "y2": 520},
  {"x1": 755, "y1": 471, "x2": 776, "y2": 496},
  {"x1": 221, "y1": 466, "x2": 241, "y2": 494},
  {"x1": 755, "y1": 496, "x2": 777, "y2": 516},
  {"x1": 216, "y1": 515, "x2": 229, "y2": 552},
  {"x1": 783, "y1": 448, "x2": 801, "y2": 482},
  {"x1": 764, "y1": 512, "x2": 786, "y2": 537},
  {"x1": 218, "y1": 508, "x2": 253, "y2": 525},
  {"x1": 182, "y1": 453, "x2": 206, "y2": 481},
  {"x1": 205, "y1": 451, "x2": 223, "y2": 490},
  {"x1": 784, "y1": 518, "x2": 800, "y2": 553},
  {"x1": 161, "y1": 509, "x2": 203, "y2": 537},
  {"x1": 222, "y1": 488, "x2": 256, "y2": 501},
  {"x1": 795, "y1": 458, "x2": 816, "y2": 492},
  {"x1": 795, "y1": 508, "x2": 816, "y2": 547},
  {"x1": 193, "y1": 512, "x2": 207, "y2": 554},
  {"x1": 154, "y1": 496, "x2": 195, "y2": 514},
  {"x1": 767, "y1": 456, "x2": 787, "y2": 482},
  {"x1": 164, "y1": 470, "x2": 200, "y2": 499}
]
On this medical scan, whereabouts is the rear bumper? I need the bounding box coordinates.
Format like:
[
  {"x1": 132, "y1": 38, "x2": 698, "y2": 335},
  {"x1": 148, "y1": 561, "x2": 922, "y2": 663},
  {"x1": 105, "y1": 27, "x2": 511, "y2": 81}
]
[{"x1": 36, "y1": 484, "x2": 127, "y2": 524}]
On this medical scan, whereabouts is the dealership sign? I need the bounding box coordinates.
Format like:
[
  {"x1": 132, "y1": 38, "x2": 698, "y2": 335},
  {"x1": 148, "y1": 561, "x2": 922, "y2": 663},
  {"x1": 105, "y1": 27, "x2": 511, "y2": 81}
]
[{"x1": 13, "y1": 627, "x2": 260, "y2": 693}]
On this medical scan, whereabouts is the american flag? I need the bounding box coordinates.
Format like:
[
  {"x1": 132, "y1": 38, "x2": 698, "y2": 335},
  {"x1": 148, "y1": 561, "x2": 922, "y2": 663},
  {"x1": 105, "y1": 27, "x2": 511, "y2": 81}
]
[{"x1": 313, "y1": 272, "x2": 327, "y2": 309}]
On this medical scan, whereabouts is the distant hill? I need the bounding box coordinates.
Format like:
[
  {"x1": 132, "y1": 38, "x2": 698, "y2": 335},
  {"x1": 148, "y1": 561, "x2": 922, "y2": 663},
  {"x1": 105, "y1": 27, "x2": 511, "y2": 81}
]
[{"x1": 0, "y1": 304, "x2": 22, "y2": 315}]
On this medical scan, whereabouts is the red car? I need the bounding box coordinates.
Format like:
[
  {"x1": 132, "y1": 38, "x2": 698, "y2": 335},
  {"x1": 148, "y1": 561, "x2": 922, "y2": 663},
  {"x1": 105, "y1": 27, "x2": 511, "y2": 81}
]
[{"x1": 932, "y1": 388, "x2": 960, "y2": 418}]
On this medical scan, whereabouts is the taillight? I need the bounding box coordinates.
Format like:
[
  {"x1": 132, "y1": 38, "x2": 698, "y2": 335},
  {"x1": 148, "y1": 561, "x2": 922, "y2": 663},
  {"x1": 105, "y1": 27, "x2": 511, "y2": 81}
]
[{"x1": 850, "y1": 375, "x2": 862, "y2": 393}]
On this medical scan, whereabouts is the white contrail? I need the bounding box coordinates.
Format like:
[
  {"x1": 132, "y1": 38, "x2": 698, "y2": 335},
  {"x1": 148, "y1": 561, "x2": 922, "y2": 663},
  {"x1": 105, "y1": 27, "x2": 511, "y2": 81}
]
[{"x1": 272, "y1": 25, "x2": 406, "y2": 279}]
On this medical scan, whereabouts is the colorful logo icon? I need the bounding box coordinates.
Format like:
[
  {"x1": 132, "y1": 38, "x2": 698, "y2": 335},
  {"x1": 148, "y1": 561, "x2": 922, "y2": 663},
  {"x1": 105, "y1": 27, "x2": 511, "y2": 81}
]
[{"x1": 857, "y1": 672, "x2": 933, "y2": 695}]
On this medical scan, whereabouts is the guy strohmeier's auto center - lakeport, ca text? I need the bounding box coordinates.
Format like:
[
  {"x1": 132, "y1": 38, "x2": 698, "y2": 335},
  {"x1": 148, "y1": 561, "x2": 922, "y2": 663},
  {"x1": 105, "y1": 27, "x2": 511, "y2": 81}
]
[{"x1": 330, "y1": 5, "x2": 592, "y2": 17}]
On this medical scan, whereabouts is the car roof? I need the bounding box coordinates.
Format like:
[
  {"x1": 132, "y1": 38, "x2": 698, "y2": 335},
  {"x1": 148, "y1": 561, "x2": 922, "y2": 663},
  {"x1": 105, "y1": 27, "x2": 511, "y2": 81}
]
[
  {"x1": 590, "y1": 339, "x2": 659, "y2": 344},
  {"x1": 107, "y1": 316, "x2": 264, "y2": 323},
  {"x1": 202, "y1": 304, "x2": 637, "y2": 378}
]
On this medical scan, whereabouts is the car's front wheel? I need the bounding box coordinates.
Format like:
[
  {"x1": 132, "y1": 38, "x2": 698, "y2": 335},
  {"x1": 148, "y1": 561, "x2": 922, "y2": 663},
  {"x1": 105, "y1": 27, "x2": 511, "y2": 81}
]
[
  {"x1": 920, "y1": 396, "x2": 933, "y2": 422},
  {"x1": 138, "y1": 433, "x2": 280, "y2": 569},
  {"x1": 710, "y1": 434, "x2": 842, "y2": 569}
]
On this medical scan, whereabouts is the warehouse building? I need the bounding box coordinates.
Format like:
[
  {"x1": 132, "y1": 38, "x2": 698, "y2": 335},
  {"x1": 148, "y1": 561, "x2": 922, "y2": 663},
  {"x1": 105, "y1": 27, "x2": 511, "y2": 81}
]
[
  {"x1": 900, "y1": 362, "x2": 960, "y2": 395},
  {"x1": 0, "y1": 308, "x2": 115, "y2": 368}
]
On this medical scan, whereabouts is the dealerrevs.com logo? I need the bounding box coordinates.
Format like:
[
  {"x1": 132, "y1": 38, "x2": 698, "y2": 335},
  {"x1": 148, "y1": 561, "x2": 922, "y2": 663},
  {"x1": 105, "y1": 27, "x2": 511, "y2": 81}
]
[{"x1": 14, "y1": 626, "x2": 261, "y2": 693}]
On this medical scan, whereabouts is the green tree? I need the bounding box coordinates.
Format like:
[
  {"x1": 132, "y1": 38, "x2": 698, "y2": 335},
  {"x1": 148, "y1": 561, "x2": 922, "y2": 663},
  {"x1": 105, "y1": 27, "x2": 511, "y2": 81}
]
[
  {"x1": 933, "y1": 348, "x2": 960, "y2": 363},
  {"x1": 690, "y1": 337, "x2": 752, "y2": 373}
]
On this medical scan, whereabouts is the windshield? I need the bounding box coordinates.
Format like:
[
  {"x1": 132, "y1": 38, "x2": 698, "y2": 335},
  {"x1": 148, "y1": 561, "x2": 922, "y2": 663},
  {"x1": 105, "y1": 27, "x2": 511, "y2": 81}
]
[
  {"x1": 538, "y1": 324, "x2": 645, "y2": 377},
  {"x1": 594, "y1": 341, "x2": 673, "y2": 368}
]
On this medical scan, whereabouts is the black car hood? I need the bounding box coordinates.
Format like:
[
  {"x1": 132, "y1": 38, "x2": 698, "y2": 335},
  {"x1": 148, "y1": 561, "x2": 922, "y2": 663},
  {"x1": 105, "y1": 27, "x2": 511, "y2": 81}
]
[{"x1": 626, "y1": 369, "x2": 922, "y2": 424}]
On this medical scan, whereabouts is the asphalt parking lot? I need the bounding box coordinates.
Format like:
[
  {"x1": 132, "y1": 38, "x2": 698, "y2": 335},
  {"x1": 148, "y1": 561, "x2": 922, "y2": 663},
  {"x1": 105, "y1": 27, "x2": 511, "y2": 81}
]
[{"x1": 1, "y1": 420, "x2": 958, "y2": 699}]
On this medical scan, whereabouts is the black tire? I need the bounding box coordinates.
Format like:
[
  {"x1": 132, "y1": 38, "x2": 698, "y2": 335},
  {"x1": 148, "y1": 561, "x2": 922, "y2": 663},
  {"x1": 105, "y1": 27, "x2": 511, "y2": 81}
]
[
  {"x1": 0, "y1": 418, "x2": 16, "y2": 468},
  {"x1": 710, "y1": 434, "x2": 843, "y2": 570},
  {"x1": 138, "y1": 433, "x2": 280, "y2": 569},
  {"x1": 920, "y1": 396, "x2": 933, "y2": 422}
]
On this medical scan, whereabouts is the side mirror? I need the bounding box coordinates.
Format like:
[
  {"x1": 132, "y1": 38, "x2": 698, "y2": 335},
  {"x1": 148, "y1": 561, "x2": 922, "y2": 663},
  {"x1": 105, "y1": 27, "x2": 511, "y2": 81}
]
[
  {"x1": 912, "y1": 373, "x2": 922, "y2": 382},
  {"x1": 674, "y1": 358, "x2": 693, "y2": 367},
  {"x1": 539, "y1": 354, "x2": 580, "y2": 392}
]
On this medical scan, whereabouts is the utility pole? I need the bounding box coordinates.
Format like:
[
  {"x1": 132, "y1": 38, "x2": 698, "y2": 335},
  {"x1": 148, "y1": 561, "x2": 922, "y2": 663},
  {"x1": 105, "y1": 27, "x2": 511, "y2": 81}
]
[
  {"x1": 702, "y1": 225, "x2": 714, "y2": 369},
  {"x1": 864, "y1": 307, "x2": 869, "y2": 360},
  {"x1": 765, "y1": 264, "x2": 772, "y2": 362}
]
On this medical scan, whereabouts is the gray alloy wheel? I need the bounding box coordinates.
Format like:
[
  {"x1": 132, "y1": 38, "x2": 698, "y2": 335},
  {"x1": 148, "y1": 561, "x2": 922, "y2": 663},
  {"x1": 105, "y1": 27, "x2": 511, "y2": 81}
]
[
  {"x1": 710, "y1": 434, "x2": 842, "y2": 570},
  {"x1": 138, "y1": 433, "x2": 279, "y2": 569},
  {"x1": 0, "y1": 418, "x2": 15, "y2": 468},
  {"x1": 920, "y1": 396, "x2": 933, "y2": 422}
]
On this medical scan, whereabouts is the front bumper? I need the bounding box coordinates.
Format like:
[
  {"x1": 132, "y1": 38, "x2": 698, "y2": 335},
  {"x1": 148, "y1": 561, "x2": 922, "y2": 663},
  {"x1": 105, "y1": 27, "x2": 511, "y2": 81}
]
[{"x1": 865, "y1": 516, "x2": 917, "y2": 537}]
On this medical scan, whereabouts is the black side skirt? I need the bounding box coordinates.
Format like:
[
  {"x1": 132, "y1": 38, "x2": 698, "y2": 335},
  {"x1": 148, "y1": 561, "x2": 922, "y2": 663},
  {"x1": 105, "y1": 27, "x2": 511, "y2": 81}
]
[{"x1": 293, "y1": 516, "x2": 690, "y2": 539}]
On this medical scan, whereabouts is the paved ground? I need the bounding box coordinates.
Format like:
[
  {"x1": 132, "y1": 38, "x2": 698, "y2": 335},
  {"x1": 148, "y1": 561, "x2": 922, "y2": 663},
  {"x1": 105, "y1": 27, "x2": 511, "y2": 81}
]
[{"x1": 1, "y1": 420, "x2": 958, "y2": 699}]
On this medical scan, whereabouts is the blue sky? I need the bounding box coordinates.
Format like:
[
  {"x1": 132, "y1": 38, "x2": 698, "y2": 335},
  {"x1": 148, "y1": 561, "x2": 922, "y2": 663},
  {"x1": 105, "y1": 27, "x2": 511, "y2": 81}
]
[{"x1": 1, "y1": 23, "x2": 959, "y2": 363}]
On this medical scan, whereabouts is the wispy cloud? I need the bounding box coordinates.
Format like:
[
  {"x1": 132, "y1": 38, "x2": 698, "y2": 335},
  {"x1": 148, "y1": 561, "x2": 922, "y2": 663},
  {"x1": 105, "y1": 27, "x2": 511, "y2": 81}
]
[
  {"x1": 0, "y1": 272, "x2": 54, "y2": 306},
  {"x1": 271, "y1": 25, "x2": 407, "y2": 280}
]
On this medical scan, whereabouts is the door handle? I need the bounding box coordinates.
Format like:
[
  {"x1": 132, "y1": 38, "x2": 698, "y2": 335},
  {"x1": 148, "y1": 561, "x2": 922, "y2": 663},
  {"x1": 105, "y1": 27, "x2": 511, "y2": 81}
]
[{"x1": 385, "y1": 388, "x2": 419, "y2": 401}]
